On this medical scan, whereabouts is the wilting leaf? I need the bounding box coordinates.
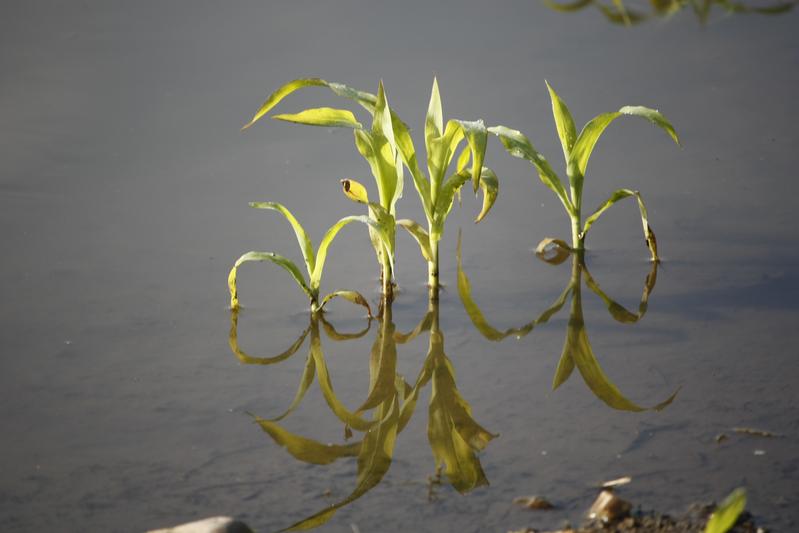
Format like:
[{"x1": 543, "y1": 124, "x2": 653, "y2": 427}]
[
  {"x1": 569, "y1": 107, "x2": 679, "y2": 178},
  {"x1": 546, "y1": 81, "x2": 577, "y2": 162},
  {"x1": 268, "y1": 349, "x2": 317, "y2": 422},
  {"x1": 542, "y1": 0, "x2": 594, "y2": 11},
  {"x1": 248, "y1": 202, "x2": 316, "y2": 279},
  {"x1": 228, "y1": 309, "x2": 310, "y2": 365},
  {"x1": 394, "y1": 309, "x2": 434, "y2": 344},
  {"x1": 704, "y1": 488, "x2": 746, "y2": 533},
  {"x1": 273, "y1": 107, "x2": 362, "y2": 129},
  {"x1": 253, "y1": 415, "x2": 360, "y2": 465},
  {"x1": 474, "y1": 166, "x2": 499, "y2": 223},
  {"x1": 488, "y1": 125, "x2": 574, "y2": 215},
  {"x1": 397, "y1": 219, "x2": 433, "y2": 262},
  {"x1": 228, "y1": 251, "x2": 312, "y2": 310},
  {"x1": 319, "y1": 290, "x2": 373, "y2": 318},
  {"x1": 582, "y1": 188, "x2": 659, "y2": 261},
  {"x1": 241, "y1": 78, "x2": 329, "y2": 130},
  {"x1": 340, "y1": 178, "x2": 370, "y2": 204},
  {"x1": 454, "y1": 119, "x2": 487, "y2": 191},
  {"x1": 433, "y1": 170, "x2": 471, "y2": 238}
]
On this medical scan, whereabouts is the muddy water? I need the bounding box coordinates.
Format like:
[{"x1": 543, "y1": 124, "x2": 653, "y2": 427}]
[{"x1": 1, "y1": 1, "x2": 797, "y2": 532}]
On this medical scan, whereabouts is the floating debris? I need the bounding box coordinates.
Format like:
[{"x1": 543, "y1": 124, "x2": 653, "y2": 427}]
[
  {"x1": 514, "y1": 495, "x2": 556, "y2": 510},
  {"x1": 602, "y1": 476, "x2": 632, "y2": 489},
  {"x1": 715, "y1": 433, "x2": 729, "y2": 444},
  {"x1": 733, "y1": 427, "x2": 783, "y2": 438}
]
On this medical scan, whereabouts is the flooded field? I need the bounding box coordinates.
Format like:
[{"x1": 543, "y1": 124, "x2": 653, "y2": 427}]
[{"x1": 1, "y1": 1, "x2": 797, "y2": 531}]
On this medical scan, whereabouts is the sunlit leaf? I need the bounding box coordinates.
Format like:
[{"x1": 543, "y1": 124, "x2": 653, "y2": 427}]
[
  {"x1": 433, "y1": 170, "x2": 470, "y2": 238},
  {"x1": 425, "y1": 77, "x2": 444, "y2": 154},
  {"x1": 488, "y1": 125, "x2": 574, "y2": 215},
  {"x1": 228, "y1": 251, "x2": 312, "y2": 310},
  {"x1": 248, "y1": 202, "x2": 315, "y2": 279},
  {"x1": 228, "y1": 309, "x2": 310, "y2": 365},
  {"x1": 253, "y1": 415, "x2": 360, "y2": 465},
  {"x1": 273, "y1": 107, "x2": 362, "y2": 129},
  {"x1": 704, "y1": 488, "x2": 747, "y2": 533},
  {"x1": 582, "y1": 188, "x2": 659, "y2": 261},
  {"x1": 319, "y1": 290, "x2": 373, "y2": 318},
  {"x1": 241, "y1": 78, "x2": 329, "y2": 130},
  {"x1": 454, "y1": 119, "x2": 487, "y2": 191},
  {"x1": 570, "y1": 107, "x2": 679, "y2": 178},
  {"x1": 541, "y1": 0, "x2": 594, "y2": 11},
  {"x1": 474, "y1": 167, "x2": 499, "y2": 223},
  {"x1": 397, "y1": 219, "x2": 433, "y2": 262},
  {"x1": 546, "y1": 81, "x2": 577, "y2": 162},
  {"x1": 311, "y1": 215, "x2": 384, "y2": 290}
]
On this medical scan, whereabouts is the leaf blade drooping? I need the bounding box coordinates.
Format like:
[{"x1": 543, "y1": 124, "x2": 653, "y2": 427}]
[
  {"x1": 582, "y1": 188, "x2": 659, "y2": 261},
  {"x1": 228, "y1": 251, "x2": 312, "y2": 310},
  {"x1": 273, "y1": 107, "x2": 363, "y2": 129},
  {"x1": 248, "y1": 201, "x2": 316, "y2": 277}
]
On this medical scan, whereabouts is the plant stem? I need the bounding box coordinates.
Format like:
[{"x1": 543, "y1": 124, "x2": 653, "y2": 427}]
[
  {"x1": 427, "y1": 238, "x2": 440, "y2": 297},
  {"x1": 570, "y1": 214, "x2": 584, "y2": 252},
  {"x1": 381, "y1": 252, "x2": 394, "y2": 303}
]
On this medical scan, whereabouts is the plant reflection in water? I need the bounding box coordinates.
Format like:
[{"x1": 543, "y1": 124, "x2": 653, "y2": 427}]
[
  {"x1": 458, "y1": 234, "x2": 678, "y2": 412},
  {"x1": 229, "y1": 286, "x2": 494, "y2": 531}
]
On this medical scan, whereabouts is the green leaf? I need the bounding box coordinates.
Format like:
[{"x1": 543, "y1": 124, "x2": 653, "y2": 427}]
[
  {"x1": 433, "y1": 170, "x2": 471, "y2": 238},
  {"x1": 248, "y1": 202, "x2": 316, "y2": 278},
  {"x1": 253, "y1": 415, "x2": 360, "y2": 465},
  {"x1": 267, "y1": 348, "x2": 317, "y2": 422},
  {"x1": 582, "y1": 188, "x2": 659, "y2": 261},
  {"x1": 228, "y1": 251, "x2": 312, "y2": 310},
  {"x1": 474, "y1": 166, "x2": 499, "y2": 223},
  {"x1": 542, "y1": 0, "x2": 594, "y2": 11},
  {"x1": 273, "y1": 107, "x2": 362, "y2": 129},
  {"x1": 241, "y1": 78, "x2": 329, "y2": 130},
  {"x1": 583, "y1": 256, "x2": 659, "y2": 324},
  {"x1": 488, "y1": 125, "x2": 574, "y2": 215},
  {"x1": 372, "y1": 81, "x2": 402, "y2": 212},
  {"x1": 228, "y1": 309, "x2": 310, "y2": 365},
  {"x1": 425, "y1": 77, "x2": 444, "y2": 153},
  {"x1": 311, "y1": 215, "x2": 379, "y2": 291},
  {"x1": 454, "y1": 119, "x2": 487, "y2": 191},
  {"x1": 397, "y1": 219, "x2": 433, "y2": 262},
  {"x1": 569, "y1": 106, "x2": 679, "y2": 178},
  {"x1": 319, "y1": 290, "x2": 373, "y2": 317},
  {"x1": 546, "y1": 81, "x2": 578, "y2": 163},
  {"x1": 704, "y1": 488, "x2": 747, "y2": 533},
  {"x1": 391, "y1": 112, "x2": 432, "y2": 220}
]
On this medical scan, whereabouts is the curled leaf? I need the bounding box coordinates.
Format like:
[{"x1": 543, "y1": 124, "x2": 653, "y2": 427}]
[
  {"x1": 228, "y1": 251, "x2": 312, "y2": 310},
  {"x1": 397, "y1": 219, "x2": 433, "y2": 262},
  {"x1": 582, "y1": 189, "x2": 659, "y2": 261},
  {"x1": 319, "y1": 290, "x2": 373, "y2": 318},
  {"x1": 341, "y1": 179, "x2": 370, "y2": 204},
  {"x1": 228, "y1": 309, "x2": 310, "y2": 365},
  {"x1": 535, "y1": 238, "x2": 572, "y2": 265},
  {"x1": 474, "y1": 166, "x2": 499, "y2": 223}
]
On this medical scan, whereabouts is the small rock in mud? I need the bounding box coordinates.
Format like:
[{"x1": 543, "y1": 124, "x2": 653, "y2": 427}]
[
  {"x1": 587, "y1": 489, "x2": 632, "y2": 523},
  {"x1": 514, "y1": 496, "x2": 556, "y2": 510},
  {"x1": 147, "y1": 516, "x2": 253, "y2": 533}
]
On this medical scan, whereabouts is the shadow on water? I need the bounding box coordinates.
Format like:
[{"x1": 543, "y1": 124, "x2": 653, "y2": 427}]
[
  {"x1": 230, "y1": 289, "x2": 495, "y2": 531},
  {"x1": 543, "y1": 0, "x2": 797, "y2": 25}
]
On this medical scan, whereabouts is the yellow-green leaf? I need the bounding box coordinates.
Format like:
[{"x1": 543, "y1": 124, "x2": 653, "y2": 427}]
[
  {"x1": 248, "y1": 201, "x2": 316, "y2": 277},
  {"x1": 397, "y1": 219, "x2": 433, "y2": 262},
  {"x1": 273, "y1": 107, "x2": 362, "y2": 128},
  {"x1": 311, "y1": 215, "x2": 381, "y2": 290},
  {"x1": 488, "y1": 125, "x2": 574, "y2": 215},
  {"x1": 474, "y1": 166, "x2": 499, "y2": 223},
  {"x1": 546, "y1": 81, "x2": 578, "y2": 162},
  {"x1": 228, "y1": 309, "x2": 310, "y2": 365},
  {"x1": 319, "y1": 290, "x2": 373, "y2": 318},
  {"x1": 241, "y1": 78, "x2": 328, "y2": 130},
  {"x1": 582, "y1": 188, "x2": 659, "y2": 261},
  {"x1": 425, "y1": 77, "x2": 444, "y2": 153},
  {"x1": 704, "y1": 488, "x2": 747, "y2": 533},
  {"x1": 228, "y1": 251, "x2": 312, "y2": 310},
  {"x1": 253, "y1": 415, "x2": 360, "y2": 465}
]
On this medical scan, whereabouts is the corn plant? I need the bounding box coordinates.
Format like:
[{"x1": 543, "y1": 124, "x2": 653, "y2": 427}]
[
  {"x1": 544, "y1": 0, "x2": 795, "y2": 26},
  {"x1": 489, "y1": 82, "x2": 679, "y2": 261},
  {"x1": 241, "y1": 78, "x2": 498, "y2": 296},
  {"x1": 227, "y1": 201, "x2": 390, "y2": 314}
]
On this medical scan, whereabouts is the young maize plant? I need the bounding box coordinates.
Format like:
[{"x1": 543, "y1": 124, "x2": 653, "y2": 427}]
[
  {"x1": 489, "y1": 82, "x2": 679, "y2": 261},
  {"x1": 241, "y1": 78, "x2": 497, "y2": 297},
  {"x1": 227, "y1": 201, "x2": 390, "y2": 314}
]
